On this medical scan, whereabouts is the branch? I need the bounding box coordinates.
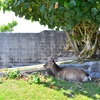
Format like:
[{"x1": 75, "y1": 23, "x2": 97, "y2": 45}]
[{"x1": 66, "y1": 31, "x2": 78, "y2": 55}]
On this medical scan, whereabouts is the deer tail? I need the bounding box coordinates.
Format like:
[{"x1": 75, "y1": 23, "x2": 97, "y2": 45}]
[{"x1": 88, "y1": 76, "x2": 91, "y2": 81}]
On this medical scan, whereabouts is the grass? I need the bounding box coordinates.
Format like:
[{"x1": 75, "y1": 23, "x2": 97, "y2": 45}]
[{"x1": 0, "y1": 76, "x2": 100, "y2": 100}]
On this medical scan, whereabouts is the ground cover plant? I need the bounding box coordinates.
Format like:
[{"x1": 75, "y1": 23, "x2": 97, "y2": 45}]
[
  {"x1": 0, "y1": 72, "x2": 100, "y2": 100},
  {"x1": 6, "y1": 70, "x2": 20, "y2": 79}
]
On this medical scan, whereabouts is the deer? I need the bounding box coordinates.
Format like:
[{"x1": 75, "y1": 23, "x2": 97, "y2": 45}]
[{"x1": 44, "y1": 58, "x2": 91, "y2": 82}]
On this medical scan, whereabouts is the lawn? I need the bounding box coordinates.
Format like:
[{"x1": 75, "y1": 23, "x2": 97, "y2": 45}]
[{"x1": 0, "y1": 75, "x2": 100, "y2": 100}]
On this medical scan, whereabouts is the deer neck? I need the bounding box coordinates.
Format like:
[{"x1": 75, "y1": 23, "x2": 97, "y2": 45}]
[{"x1": 51, "y1": 63, "x2": 62, "y2": 76}]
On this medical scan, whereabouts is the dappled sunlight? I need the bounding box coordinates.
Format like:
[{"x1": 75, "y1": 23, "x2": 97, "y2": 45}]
[
  {"x1": 0, "y1": 70, "x2": 100, "y2": 100},
  {"x1": 42, "y1": 76, "x2": 100, "y2": 100}
]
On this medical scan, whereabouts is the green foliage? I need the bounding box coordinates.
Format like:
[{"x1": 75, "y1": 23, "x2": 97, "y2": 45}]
[
  {"x1": 68, "y1": 0, "x2": 76, "y2": 7},
  {"x1": 0, "y1": 20, "x2": 18, "y2": 32},
  {"x1": 29, "y1": 73, "x2": 40, "y2": 84},
  {"x1": 0, "y1": 0, "x2": 100, "y2": 31},
  {"x1": 6, "y1": 70, "x2": 20, "y2": 79},
  {"x1": 0, "y1": 78, "x2": 3, "y2": 84}
]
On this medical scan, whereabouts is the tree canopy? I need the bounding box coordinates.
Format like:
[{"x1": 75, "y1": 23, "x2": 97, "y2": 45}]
[{"x1": 0, "y1": 0, "x2": 100, "y2": 31}]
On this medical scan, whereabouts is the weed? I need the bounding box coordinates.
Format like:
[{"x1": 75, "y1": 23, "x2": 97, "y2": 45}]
[
  {"x1": 6, "y1": 70, "x2": 20, "y2": 79},
  {"x1": 29, "y1": 73, "x2": 40, "y2": 84},
  {"x1": 0, "y1": 78, "x2": 3, "y2": 84}
]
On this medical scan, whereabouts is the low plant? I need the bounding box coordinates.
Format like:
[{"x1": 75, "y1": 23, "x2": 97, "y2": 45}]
[
  {"x1": 29, "y1": 73, "x2": 40, "y2": 84},
  {"x1": 0, "y1": 78, "x2": 3, "y2": 84},
  {"x1": 6, "y1": 70, "x2": 20, "y2": 79}
]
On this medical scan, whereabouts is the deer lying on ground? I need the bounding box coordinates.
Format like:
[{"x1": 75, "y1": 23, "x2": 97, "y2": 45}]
[{"x1": 44, "y1": 58, "x2": 91, "y2": 82}]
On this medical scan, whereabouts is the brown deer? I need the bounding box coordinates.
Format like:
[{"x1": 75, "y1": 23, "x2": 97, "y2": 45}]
[{"x1": 44, "y1": 58, "x2": 91, "y2": 82}]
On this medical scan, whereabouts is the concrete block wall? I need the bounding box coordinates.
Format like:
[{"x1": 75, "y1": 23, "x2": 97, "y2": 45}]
[{"x1": 0, "y1": 30, "x2": 69, "y2": 66}]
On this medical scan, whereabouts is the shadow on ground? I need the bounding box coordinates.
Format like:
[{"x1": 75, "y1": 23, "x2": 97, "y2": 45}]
[{"x1": 41, "y1": 76, "x2": 100, "y2": 100}]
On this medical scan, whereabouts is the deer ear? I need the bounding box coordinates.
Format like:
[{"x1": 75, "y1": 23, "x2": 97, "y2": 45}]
[{"x1": 51, "y1": 58, "x2": 55, "y2": 62}]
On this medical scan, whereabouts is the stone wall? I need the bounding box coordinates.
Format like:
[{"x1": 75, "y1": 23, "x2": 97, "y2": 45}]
[{"x1": 0, "y1": 30, "x2": 70, "y2": 67}]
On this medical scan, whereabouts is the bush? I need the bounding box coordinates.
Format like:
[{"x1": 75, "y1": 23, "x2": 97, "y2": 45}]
[{"x1": 6, "y1": 70, "x2": 20, "y2": 79}]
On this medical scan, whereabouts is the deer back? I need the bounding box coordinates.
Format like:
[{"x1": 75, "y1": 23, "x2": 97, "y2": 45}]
[{"x1": 57, "y1": 68, "x2": 90, "y2": 82}]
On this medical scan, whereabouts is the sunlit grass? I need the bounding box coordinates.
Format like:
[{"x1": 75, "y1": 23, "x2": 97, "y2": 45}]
[{"x1": 0, "y1": 76, "x2": 100, "y2": 100}]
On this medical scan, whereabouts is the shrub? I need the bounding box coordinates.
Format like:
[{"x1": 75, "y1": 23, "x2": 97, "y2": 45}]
[{"x1": 6, "y1": 70, "x2": 20, "y2": 79}]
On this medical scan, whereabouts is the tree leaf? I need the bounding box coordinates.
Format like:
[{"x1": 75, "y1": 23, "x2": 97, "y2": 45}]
[
  {"x1": 68, "y1": 0, "x2": 76, "y2": 7},
  {"x1": 64, "y1": 12, "x2": 70, "y2": 18},
  {"x1": 16, "y1": 1, "x2": 21, "y2": 6},
  {"x1": 49, "y1": 3, "x2": 54, "y2": 11},
  {"x1": 88, "y1": 0, "x2": 96, "y2": 3},
  {"x1": 64, "y1": 1, "x2": 68, "y2": 8},
  {"x1": 40, "y1": 4, "x2": 45, "y2": 12},
  {"x1": 13, "y1": 0, "x2": 18, "y2": 6},
  {"x1": 20, "y1": 0, "x2": 25, "y2": 3},
  {"x1": 91, "y1": 8, "x2": 98, "y2": 16},
  {"x1": 49, "y1": 0, "x2": 55, "y2": 11},
  {"x1": 66, "y1": 24, "x2": 72, "y2": 31},
  {"x1": 4, "y1": 0, "x2": 8, "y2": 5},
  {"x1": 96, "y1": 15, "x2": 100, "y2": 21},
  {"x1": 75, "y1": 8, "x2": 83, "y2": 17}
]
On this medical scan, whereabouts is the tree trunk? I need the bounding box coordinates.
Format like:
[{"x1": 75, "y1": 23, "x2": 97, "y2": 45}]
[{"x1": 65, "y1": 22, "x2": 100, "y2": 60}]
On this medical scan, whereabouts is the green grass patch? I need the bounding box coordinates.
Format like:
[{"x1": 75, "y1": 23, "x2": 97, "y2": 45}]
[{"x1": 0, "y1": 76, "x2": 100, "y2": 100}]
